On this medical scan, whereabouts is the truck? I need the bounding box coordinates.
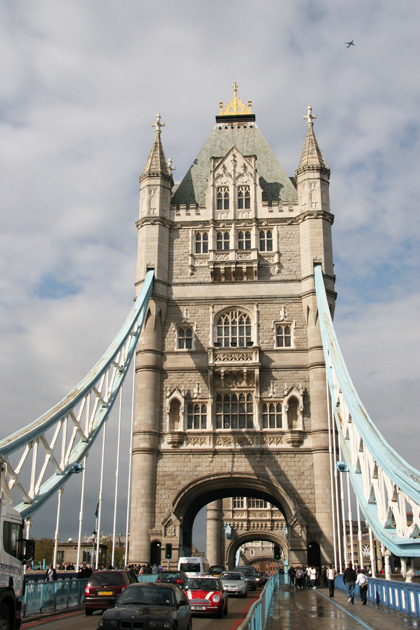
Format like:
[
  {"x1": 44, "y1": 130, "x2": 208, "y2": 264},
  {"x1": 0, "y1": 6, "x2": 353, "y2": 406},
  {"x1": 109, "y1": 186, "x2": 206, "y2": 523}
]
[{"x1": 0, "y1": 456, "x2": 35, "y2": 629}]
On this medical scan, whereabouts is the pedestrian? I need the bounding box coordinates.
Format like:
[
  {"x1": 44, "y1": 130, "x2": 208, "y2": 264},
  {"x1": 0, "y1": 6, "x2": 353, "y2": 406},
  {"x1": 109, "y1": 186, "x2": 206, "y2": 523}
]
[
  {"x1": 309, "y1": 566, "x2": 317, "y2": 589},
  {"x1": 343, "y1": 562, "x2": 357, "y2": 604},
  {"x1": 288, "y1": 566, "x2": 296, "y2": 589},
  {"x1": 356, "y1": 569, "x2": 368, "y2": 605},
  {"x1": 79, "y1": 561, "x2": 92, "y2": 579},
  {"x1": 327, "y1": 565, "x2": 336, "y2": 597},
  {"x1": 45, "y1": 564, "x2": 57, "y2": 581},
  {"x1": 151, "y1": 564, "x2": 159, "y2": 575}
]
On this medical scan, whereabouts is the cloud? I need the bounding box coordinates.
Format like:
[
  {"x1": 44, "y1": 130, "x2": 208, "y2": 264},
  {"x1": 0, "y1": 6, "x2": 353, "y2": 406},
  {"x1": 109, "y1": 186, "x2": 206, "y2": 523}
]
[{"x1": 0, "y1": 0, "x2": 419, "y2": 553}]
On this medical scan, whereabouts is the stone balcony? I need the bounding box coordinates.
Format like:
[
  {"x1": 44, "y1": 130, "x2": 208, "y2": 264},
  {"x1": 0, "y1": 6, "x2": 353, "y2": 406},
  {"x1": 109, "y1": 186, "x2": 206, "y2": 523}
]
[{"x1": 208, "y1": 248, "x2": 259, "y2": 281}]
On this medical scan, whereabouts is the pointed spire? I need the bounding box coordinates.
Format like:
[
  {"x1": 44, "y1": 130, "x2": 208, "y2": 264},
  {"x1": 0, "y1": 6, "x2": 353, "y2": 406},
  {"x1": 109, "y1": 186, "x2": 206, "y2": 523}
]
[
  {"x1": 140, "y1": 114, "x2": 173, "y2": 182},
  {"x1": 296, "y1": 106, "x2": 329, "y2": 175}
]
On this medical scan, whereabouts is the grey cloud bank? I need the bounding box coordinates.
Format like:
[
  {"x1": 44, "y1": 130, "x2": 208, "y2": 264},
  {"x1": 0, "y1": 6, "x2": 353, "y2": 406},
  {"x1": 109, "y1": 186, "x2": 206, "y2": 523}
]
[{"x1": 0, "y1": 0, "x2": 419, "y2": 545}]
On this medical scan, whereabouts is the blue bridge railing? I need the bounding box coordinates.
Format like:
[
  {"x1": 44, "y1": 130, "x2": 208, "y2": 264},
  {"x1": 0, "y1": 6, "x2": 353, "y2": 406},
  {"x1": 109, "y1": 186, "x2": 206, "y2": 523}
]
[
  {"x1": 23, "y1": 577, "x2": 88, "y2": 617},
  {"x1": 335, "y1": 574, "x2": 420, "y2": 618},
  {"x1": 237, "y1": 574, "x2": 284, "y2": 630}
]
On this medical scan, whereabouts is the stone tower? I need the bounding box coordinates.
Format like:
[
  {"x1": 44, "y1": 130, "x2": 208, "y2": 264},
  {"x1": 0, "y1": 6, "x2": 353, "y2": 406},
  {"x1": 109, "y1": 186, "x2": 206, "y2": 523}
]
[{"x1": 129, "y1": 86, "x2": 335, "y2": 570}]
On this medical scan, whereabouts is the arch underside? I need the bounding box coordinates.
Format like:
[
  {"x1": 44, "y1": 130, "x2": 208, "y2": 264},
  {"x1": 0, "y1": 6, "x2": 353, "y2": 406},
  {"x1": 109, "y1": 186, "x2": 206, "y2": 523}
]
[{"x1": 169, "y1": 472, "x2": 305, "y2": 554}]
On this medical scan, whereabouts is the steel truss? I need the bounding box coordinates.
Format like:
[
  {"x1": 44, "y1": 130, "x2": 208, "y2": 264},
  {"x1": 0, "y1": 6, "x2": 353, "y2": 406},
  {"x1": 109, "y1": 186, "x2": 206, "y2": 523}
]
[
  {"x1": 0, "y1": 271, "x2": 154, "y2": 519},
  {"x1": 315, "y1": 264, "x2": 420, "y2": 557}
]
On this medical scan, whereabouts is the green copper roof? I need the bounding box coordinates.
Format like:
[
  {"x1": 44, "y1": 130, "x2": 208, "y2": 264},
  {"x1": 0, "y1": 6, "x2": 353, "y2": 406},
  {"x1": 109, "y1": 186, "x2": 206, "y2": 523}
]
[{"x1": 171, "y1": 123, "x2": 298, "y2": 208}]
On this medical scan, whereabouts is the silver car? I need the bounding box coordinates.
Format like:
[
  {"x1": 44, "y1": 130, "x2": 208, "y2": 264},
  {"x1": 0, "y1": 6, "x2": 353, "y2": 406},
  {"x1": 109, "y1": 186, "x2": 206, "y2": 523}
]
[{"x1": 220, "y1": 571, "x2": 247, "y2": 598}]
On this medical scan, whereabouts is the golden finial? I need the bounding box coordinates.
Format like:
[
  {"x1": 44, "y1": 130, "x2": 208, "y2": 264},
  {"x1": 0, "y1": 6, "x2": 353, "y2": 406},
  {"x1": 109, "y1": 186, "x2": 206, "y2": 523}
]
[{"x1": 219, "y1": 83, "x2": 252, "y2": 117}]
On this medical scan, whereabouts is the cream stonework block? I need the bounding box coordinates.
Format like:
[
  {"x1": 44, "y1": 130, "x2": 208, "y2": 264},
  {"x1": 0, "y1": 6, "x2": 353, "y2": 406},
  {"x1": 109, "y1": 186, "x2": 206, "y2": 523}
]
[{"x1": 128, "y1": 93, "x2": 336, "y2": 569}]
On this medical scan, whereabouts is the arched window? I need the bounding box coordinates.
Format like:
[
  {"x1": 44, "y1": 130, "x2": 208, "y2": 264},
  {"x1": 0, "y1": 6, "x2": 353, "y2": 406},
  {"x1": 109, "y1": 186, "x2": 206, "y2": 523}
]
[
  {"x1": 276, "y1": 325, "x2": 292, "y2": 348},
  {"x1": 216, "y1": 310, "x2": 252, "y2": 347},
  {"x1": 238, "y1": 186, "x2": 250, "y2": 209},
  {"x1": 262, "y1": 402, "x2": 282, "y2": 429},
  {"x1": 238, "y1": 230, "x2": 251, "y2": 250},
  {"x1": 215, "y1": 392, "x2": 253, "y2": 429},
  {"x1": 195, "y1": 232, "x2": 208, "y2": 254},
  {"x1": 217, "y1": 231, "x2": 230, "y2": 251},
  {"x1": 217, "y1": 187, "x2": 230, "y2": 210},
  {"x1": 178, "y1": 327, "x2": 193, "y2": 350},
  {"x1": 187, "y1": 403, "x2": 207, "y2": 430},
  {"x1": 259, "y1": 229, "x2": 273, "y2": 252}
]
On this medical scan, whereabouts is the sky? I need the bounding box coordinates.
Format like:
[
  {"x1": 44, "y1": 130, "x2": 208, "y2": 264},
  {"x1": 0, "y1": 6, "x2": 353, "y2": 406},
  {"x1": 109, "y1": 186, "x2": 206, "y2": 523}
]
[{"x1": 1, "y1": 0, "x2": 419, "y2": 555}]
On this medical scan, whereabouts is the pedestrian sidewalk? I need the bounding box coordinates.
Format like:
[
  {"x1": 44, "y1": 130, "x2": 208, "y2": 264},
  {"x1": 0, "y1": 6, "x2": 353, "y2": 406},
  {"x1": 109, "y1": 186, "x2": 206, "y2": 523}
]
[{"x1": 265, "y1": 585, "x2": 419, "y2": 630}]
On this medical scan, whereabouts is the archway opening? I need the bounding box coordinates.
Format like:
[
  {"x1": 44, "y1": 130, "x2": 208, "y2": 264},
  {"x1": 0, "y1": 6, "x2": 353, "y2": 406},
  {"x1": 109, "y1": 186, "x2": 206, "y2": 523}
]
[
  {"x1": 307, "y1": 541, "x2": 320, "y2": 569},
  {"x1": 150, "y1": 541, "x2": 161, "y2": 567}
]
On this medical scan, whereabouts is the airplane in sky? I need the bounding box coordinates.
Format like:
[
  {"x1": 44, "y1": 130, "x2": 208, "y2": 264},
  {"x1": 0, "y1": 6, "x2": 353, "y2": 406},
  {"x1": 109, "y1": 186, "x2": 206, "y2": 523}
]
[{"x1": 345, "y1": 40, "x2": 355, "y2": 47}]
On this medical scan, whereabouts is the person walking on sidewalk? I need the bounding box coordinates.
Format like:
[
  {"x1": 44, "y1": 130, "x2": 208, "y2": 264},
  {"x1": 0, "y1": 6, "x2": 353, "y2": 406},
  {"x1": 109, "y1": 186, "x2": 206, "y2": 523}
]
[
  {"x1": 327, "y1": 565, "x2": 336, "y2": 597},
  {"x1": 356, "y1": 569, "x2": 368, "y2": 604},
  {"x1": 343, "y1": 562, "x2": 357, "y2": 604}
]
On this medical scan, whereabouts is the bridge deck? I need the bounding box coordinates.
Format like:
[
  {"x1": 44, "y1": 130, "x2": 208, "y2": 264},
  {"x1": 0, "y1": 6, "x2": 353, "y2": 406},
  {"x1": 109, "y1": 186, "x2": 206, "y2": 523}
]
[{"x1": 266, "y1": 585, "x2": 419, "y2": 630}]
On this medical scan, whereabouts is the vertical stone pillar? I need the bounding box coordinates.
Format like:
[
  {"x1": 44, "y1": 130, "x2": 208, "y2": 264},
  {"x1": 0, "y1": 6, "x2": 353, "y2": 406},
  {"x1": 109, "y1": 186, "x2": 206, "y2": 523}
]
[
  {"x1": 206, "y1": 500, "x2": 223, "y2": 566},
  {"x1": 129, "y1": 300, "x2": 164, "y2": 563}
]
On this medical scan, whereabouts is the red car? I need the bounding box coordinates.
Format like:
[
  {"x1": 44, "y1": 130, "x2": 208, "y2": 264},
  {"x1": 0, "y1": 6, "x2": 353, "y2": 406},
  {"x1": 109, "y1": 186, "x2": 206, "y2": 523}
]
[
  {"x1": 184, "y1": 576, "x2": 228, "y2": 617},
  {"x1": 84, "y1": 570, "x2": 137, "y2": 615}
]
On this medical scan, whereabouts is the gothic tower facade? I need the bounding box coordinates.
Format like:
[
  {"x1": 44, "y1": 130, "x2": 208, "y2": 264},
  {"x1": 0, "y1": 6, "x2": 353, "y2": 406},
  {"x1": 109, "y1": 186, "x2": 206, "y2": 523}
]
[{"x1": 129, "y1": 86, "x2": 336, "y2": 570}]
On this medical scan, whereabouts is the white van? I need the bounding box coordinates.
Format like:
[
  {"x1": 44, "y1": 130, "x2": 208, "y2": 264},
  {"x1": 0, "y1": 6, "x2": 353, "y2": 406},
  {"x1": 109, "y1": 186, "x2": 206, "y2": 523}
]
[{"x1": 178, "y1": 556, "x2": 210, "y2": 578}]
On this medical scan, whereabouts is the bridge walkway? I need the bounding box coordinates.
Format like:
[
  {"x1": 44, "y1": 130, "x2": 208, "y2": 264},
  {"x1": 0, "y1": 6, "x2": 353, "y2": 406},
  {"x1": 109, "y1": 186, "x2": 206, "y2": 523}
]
[{"x1": 266, "y1": 585, "x2": 419, "y2": 630}]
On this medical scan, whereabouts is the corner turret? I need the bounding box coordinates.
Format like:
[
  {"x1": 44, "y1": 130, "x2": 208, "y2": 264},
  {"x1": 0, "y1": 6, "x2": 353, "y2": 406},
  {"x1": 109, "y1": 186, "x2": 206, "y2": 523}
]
[
  {"x1": 136, "y1": 114, "x2": 173, "y2": 285},
  {"x1": 295, "y1": 106, "x2": 330, "y2": 215}
]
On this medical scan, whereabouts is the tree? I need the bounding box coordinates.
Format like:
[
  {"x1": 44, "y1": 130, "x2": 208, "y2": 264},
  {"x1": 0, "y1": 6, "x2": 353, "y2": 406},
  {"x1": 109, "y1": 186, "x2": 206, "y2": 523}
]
[{"x1": 34, "y1": 538, "x2": 54, "y2": 566}]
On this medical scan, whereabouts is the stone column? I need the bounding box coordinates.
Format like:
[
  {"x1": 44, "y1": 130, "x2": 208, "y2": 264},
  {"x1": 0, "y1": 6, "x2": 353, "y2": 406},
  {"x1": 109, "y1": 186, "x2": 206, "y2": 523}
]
[
  {"x1": 129, "y1": 299, "x2": 164, "y2": 564},
  {"x1": 206, "y1": 500, "x2": 223, "y2": 566}
]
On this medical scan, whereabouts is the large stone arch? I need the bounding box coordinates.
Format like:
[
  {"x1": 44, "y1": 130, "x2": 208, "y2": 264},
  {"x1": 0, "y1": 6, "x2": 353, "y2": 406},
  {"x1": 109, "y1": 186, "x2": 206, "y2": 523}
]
[
  {"x1": 225, "y1": 530, "x2": 288, "y2": 569},
  {"x1": 167, "y1": 471, "x2": 306, "y2": 558}
]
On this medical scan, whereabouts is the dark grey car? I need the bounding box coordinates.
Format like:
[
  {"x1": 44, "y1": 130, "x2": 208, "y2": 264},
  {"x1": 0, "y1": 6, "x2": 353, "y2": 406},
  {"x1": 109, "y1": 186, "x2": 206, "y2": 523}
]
[{"x1": 97, "y1": 583, "x2": 191, "y2": 630}]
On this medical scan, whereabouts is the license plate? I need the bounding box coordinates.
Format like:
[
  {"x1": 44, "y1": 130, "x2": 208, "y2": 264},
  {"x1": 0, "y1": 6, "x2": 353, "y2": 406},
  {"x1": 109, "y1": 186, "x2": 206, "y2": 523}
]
[
  {"x1": 191, "y1": 605, "x2": 206, "y2": 610},
  {"x1": 98, "y1": 591, "x2": 113, "y2": 596}
]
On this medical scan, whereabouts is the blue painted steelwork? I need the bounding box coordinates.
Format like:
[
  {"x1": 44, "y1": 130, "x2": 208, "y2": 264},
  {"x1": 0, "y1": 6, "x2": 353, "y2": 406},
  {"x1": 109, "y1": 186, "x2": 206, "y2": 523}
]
[
  {"x1": 22, "y1": 577, "x2": 88, "y2": 617},
  {"x1": 0, "y1": 271, "x2": 154, "y2": 517},
  {"x1": 314, "y1": 264, "x2": 420, "y2": 556},
  {"x1": 237, "y1": 574, "x2": 282, "y2": 630},
  {"x1": 335, "y1": 573, "x2": 420, "y2": 618}
]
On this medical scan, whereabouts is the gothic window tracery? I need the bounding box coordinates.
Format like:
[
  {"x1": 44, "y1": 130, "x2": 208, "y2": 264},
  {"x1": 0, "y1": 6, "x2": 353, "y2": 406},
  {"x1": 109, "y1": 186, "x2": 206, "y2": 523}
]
[
  {"x1": 216, "y1": 310, "x2": 252, "y2": 347},
  {"x1": 215, "y1": 392, "x2": 253, "y2": 429},
  {"x1": 262, "y1": 402, "x2": 283, "y2": 429},
  {"x1": 259, "y1": 229, "x2": 273, "y2": 252},
  {"x1": 276, "y1": 324, "x2": 292, "y2": 348},
  {"x1": 177, "y1": 326, "x2": 193, "y2": 350},
  {"x1": 217, "y1": 187, "x2": 230, "y2": 210},
  {"x1": 187, "y1": 403, "x2": 207, "y2": 430},
  {"x1": 248, "y1": 498, "x2": 267, "y2": 509},
  {"x1": 216, "y1": 231, "x2": 230, "y2": 251},
  {"x1": 195, "y1": 231, "x2": 209, "y2": 254},
  {"x1": 238, "y1": 185, "x2": 250, "y2": 209},
  {"x1": 238, "y1": 230, "x2": 251, "y2": 250}
]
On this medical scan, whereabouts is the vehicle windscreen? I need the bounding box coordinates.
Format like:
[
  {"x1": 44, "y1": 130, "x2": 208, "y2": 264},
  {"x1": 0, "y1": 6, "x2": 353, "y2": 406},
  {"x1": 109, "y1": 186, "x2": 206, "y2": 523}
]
[
  {"x1": 187, "y1": 579, "x2": 219, "y2": 590},
  {"x1": 119, "y1": 586, "x2": 174, "y2": 606},
  {"x1": 180, "y1": 562, "x2": 200, "y2": 573},
  {"x1": 90, "y1": 572, "x2": 124, "y2": 586},
  {"x1": 158, "y1": 573, "x2": 179, "y2": 582},
  {"x1": 222, "y1": 572, "x2": 243, "y2": 580}
]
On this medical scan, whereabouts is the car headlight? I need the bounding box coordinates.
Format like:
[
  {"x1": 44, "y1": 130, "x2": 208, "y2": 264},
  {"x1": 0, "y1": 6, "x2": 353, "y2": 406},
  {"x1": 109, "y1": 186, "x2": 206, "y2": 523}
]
[
  {"x1": 213, "y1": 594, "x2": 221, "y2": 603},
  {"x1": 98, "y1": 620, "x2": 119, "y2": 628},
  {"x1": 149, "y1": 622, "x2": 171, "y2": 629}
]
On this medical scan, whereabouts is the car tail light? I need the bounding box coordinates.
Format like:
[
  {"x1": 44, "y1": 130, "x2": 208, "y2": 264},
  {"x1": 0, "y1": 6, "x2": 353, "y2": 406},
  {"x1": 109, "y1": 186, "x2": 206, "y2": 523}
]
[
  {"x1": 121, "y1": 584, "x2": 127, "y2": 591},
  {"x1": 85, "y1": 586, "x2": 90, "y2": 596}
]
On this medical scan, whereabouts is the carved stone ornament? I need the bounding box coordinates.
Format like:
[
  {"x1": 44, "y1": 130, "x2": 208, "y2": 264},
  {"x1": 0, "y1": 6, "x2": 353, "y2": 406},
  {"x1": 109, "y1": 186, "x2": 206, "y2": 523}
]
[
  {"x1": 167, "y1": 431, "x2": 186, "y2": 448},
  {"x1": 284, "y1": 430, "x2": 305, "y2": 447}
]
